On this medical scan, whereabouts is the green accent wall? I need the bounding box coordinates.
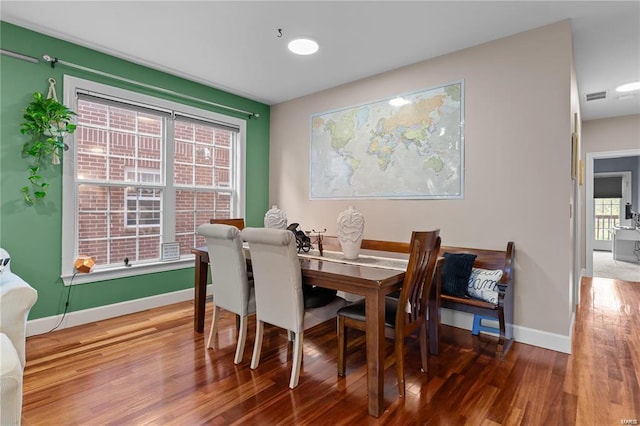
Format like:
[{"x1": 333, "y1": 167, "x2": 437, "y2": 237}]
[{"x1": 0, "y1": 22, "x2": 270, "y2": 320}]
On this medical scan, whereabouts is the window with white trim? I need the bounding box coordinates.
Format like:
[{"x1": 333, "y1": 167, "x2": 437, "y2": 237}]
[{"x1": 62, "y1": 76, "x2": 246, "y2": 284}]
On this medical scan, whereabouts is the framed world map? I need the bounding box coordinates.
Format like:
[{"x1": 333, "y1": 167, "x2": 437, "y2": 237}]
[{"x1": 310, "y1": 81, "x2": 464, "y2": 199}]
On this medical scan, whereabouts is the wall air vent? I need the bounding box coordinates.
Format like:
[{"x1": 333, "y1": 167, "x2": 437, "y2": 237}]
[{"x1": 586, "y1": 91, "x2": 607, "y2": 101}]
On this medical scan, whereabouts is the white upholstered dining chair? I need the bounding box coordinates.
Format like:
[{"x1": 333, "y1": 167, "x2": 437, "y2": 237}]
[
  {"x1": 240, "y1": 227, "x2": 305, "y2": 388},
  {"x1": 1, "y1": 248, "x2": 38, "y2": 426},
  {"x1": 241, "y1": 227, "x2": 346, "y2": 389},
  {"x1": 197, "y1": 223, "x2": 255, "y2": 364}
]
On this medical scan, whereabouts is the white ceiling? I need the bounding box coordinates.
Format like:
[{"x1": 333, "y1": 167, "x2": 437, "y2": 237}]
[{"x1": 1, "y1": 1, "x2": 639, "y2": 121}]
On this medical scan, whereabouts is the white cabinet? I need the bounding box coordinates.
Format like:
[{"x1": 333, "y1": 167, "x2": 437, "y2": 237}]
[{"x1": 612, "y1": 227, "x2": 640, "y2": 262}]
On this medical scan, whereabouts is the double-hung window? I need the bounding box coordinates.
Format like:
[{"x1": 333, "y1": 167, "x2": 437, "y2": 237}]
[{"x1": 62, "y1": 76, "x2": 246, "y2": 284}]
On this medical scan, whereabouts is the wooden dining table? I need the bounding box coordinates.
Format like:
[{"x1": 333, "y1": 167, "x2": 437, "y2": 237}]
[{"x1": 191, "y1": 245, "x2": 441, "y2": 417}]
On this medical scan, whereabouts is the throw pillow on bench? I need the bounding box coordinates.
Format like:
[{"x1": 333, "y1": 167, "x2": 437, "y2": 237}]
[
  {"x1": 441, "y1": 252, "x2": 476, "y2": 298},
  {"x1": 466, "y1": 268, "x2": 503, "y2": 304},
  {"x1": 441, "y1": 252, "x2": 503, "y2": 305}
]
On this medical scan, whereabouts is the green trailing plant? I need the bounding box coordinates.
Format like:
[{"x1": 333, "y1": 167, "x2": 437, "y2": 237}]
[{"x1": 20, "y1": 92, "x2": 77, "y2": 203}]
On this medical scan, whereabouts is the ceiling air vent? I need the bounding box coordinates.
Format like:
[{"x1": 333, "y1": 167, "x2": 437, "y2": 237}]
[{"x1": 586, "y1": 91, "x2": 607, "y2": 101}]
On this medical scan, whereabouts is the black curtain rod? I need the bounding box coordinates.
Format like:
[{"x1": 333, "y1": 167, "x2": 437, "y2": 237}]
[{"x1": 42, "y1": 54, "x2": 260, "y2": 119}]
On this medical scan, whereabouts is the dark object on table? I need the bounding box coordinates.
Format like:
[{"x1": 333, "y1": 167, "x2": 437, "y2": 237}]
[{"x1": 287, "y1": 223, "x2": 312, "y2": 252}]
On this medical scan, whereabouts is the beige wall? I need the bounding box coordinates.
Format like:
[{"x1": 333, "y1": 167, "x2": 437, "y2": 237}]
[
  {"x1": 270, "y1": 21, "x2": 575, "y2": 341},
  {"x1": 582, "y1": 114, "x2": 640, "y2": 153},
  {"x1": 580, "y1": 114, "x2": 640, "y2": 265}
]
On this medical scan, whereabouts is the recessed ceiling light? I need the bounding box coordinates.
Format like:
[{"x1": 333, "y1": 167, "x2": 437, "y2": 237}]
[
  {"x1": 288, "y1": 38, "x2": 319, "y2": 55},
  {"x1": 615, "y1": 81, "x2": 640, "y2": 92}
]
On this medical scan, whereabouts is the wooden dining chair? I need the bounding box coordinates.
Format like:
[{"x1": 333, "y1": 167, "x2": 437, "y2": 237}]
[
  {"x1": 210, "y1": 218, "x2": 245, "y2": 230},
  {"x1": 197, "y1": 223, "x2": 255, "y2": 364},
  {"x1": 336, "y1": 229, "x2": 441, "y2": 396}
]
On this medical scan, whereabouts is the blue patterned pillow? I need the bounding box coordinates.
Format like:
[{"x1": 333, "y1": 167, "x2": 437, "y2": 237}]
[{"x1": 441, "y1": 253, "x2": 477, "y2": 298}]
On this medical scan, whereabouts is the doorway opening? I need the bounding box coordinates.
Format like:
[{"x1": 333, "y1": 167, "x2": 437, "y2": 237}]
[
  {"x1": 585, "y1": 150, "x2": 640, "y2": 281},
  {"x1": 593, "y1": 172, "x2": 631, "y2": 251}
]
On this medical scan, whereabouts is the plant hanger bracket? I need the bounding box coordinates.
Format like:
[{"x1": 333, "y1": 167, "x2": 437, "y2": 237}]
[{"x1": 47, "y1": 78, "x2": 59, "y2": 102}]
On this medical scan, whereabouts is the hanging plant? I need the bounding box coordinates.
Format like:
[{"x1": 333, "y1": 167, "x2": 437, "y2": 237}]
[{"x1": 20, "y1": 85, "x2": 76, "y2": 203}]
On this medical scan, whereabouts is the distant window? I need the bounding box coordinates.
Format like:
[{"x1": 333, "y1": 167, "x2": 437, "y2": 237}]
[
  {"x1": 594, "y1": 198, "x2": 620, "y2": 241},
  {"x1": 125, "y1": 169, "x2": 162, "y2": 227}
]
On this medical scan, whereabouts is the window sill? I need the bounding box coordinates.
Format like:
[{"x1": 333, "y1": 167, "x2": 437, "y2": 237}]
[{"x1": 61, "y1": 256, "x2": 195, "y2": 286}]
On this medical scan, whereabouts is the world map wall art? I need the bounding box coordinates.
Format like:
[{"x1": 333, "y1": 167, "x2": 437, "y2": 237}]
[{"x1": 310, "y1": 81, "x2": 464, "y2": 199}]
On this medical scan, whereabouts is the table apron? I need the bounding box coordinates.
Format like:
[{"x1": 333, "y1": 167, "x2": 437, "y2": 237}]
[{"x1": 303, "y1": 273, "x2": 403, "y2": 296}]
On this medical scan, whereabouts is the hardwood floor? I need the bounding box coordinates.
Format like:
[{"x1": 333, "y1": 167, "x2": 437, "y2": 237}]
[{"x1": 22, "y1": 277, "x2": 639, "y2": 425}]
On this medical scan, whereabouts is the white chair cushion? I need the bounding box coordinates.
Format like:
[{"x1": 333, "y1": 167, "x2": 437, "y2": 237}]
[
  {"x1": 0, "y1": 333, "x2": 21, "y2": 379},
  {"x1": 1, "y1": 332, "x2": 23, "y2": 426},
  {"x1": 303, "y1": 297, "x2": 346, "y2": 330},
  {"x1": 1, "y1": 266, "x2": 38, "y2": 368}
]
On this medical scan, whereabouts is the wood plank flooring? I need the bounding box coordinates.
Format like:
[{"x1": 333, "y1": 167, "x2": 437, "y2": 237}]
[{"x1": 21, "y1": 276, "x2": 639, "y2": 425}]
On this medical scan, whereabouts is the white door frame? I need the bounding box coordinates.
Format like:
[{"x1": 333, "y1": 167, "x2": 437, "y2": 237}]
[{"x1": 585, "y1": 149, "x2": 640, "y2": 275}]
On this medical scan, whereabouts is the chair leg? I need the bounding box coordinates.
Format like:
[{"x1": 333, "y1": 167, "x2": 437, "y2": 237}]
[
  {"x1": 289, "y1": 330, "x2": 304, "y2": 389},
  {"x1": 395, "y1": 335, "x2": 405, "y2": 397},
  {"x1": 337, "y1": 315, "x2": 347, "y2": 376},
  {"x1": 206, "y1": 305, "x2": 220, "y2": 349},
  {"x1": 251, "y1": 320, "x2": 264, "y2": 370},
  {"x1": 234, "y1": 315, "x2": 248, "y2": 364},
  {"x1": 419, "y1": 322, "x2": 428, "y2": 374}
]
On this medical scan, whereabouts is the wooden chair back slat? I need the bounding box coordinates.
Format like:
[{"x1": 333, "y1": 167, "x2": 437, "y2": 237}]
[{"x1": 399, "y1": 231, "x2": 441, "y2": 327}]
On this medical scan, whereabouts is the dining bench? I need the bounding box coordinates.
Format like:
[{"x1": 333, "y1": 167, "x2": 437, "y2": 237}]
[
  {"x1": 318, "y1": 235, "x2": 515, "y2": 358},
  {"x1": 436, "y1": 242, "x2": 515, "y2": 358}
]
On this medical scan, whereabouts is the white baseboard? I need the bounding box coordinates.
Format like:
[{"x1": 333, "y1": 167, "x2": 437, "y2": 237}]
[
  {"x1": 27, "y1": 289, "x2": 571, "y2": 354},
  {"x1": 441, "y1": 309, "x2": 572, "y2": 354},
  {"x1": 26, "y1": 285, "x2": 213, "y2": 336},
  {"x1": 568, "y1": 309, "x2": 576, "y2": 347}
]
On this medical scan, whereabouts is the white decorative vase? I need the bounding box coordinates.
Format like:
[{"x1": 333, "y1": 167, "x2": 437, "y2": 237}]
[
  {"x1": 264, "y1": 205, "x2": 288, "y2": 229},
  {"x1": 337, "y1": 206, "x2": 365, "y2": 260}
]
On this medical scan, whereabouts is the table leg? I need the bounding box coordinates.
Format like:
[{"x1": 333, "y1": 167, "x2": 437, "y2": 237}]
[
  {"x1": 364, "y1": 290, "x2": 386, "y2": 417},
  {"x1": 194, "y1": 253, "x2": 208, "y2": 333}
]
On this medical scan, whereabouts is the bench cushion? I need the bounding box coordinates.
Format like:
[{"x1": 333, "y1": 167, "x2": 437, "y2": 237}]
[{"x1": 441, "y1": 252, "x2": 476, "y2": 297}]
